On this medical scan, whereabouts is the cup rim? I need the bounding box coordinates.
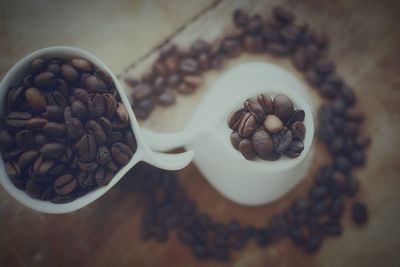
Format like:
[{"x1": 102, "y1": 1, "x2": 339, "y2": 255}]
[{"x1": 0, "y1": 46, "x2": 143, "y2": 213}]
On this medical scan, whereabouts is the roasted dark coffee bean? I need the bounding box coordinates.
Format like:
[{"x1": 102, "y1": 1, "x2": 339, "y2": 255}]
[
  {"x1": 177, "y1": 82, "x2": 195, "y2": 95},
  {"x1": 97, "y1": 117, "x2": 113, "y2": 134},
  {"x1": 314, "y1": 60, "x2": 335, "y2": 76},
  {"x1": 18, "y1": 150, "x2": 39, "y2": 169},
  {"x1": 46, "y1": 61, "x2": 62, "y2": 76},
  {"x1": 107, "y1": 160, "x2": 119, "y2": 172},
  {"x1": 191, "y1": 39, "x2": 210, "y2": 55},
  {"x1": 5, "y1": 161, "x2": 21, "y2": 179},
  {"x1": 66, "y1": 118, "x2": 84, "y2": 139},
  {"x1": 153, "y1": 60, "x2": 169, "y2": 76},
  {"x1": 246, "y1": 15, "x2": 262, "y2": 34},
  {"x1": 43, "y1": 122, "x2": 66, "y2": 137},
  {"x1": 79, "y1": 161, "x2": 98, "y2": 172},
  {"x1": 183, "y1": 75, "x2": 203, "y2": 89},
  {"x1": 96, "y1": 169, "x2": 114, "y2": 186},
  {"x1": 0, "y1": 130, "x2": 14, "y2": 150},
  {"x1": 238, "y1": 139, "x2": 256, "y2": 160},
  {"x1": 292, "y1": 47, "x2": 308, "y2": 71},
  {"x1": 57, "y1": 79, "x2": 70, "y2": 98},
  {"x1": 230, "y1": 131, "x2": 242, "y2": 150},
  {"x1": 61, "y1": 64, "x2": 79, "y2": 84},
  {"x1": 243, "y1": 35, "x2": 264, "y2": 53},
  {"x1": 158, "y1": 90, "x2": 176, "y2": 106},
  {"x1": 180, "y1": 58, "x2": 199, "y2": 75},
  {"x1": 132, "y1": 83, "x2": 152, "y2": 101},
  {"x1": 40, "y1": 142, "x2": 65, "y2": 159},
  {"x1": 244, "y1": 97, "x2": 264, "y2": 122},
  {"x1": 70, "y1": 100, "x2": 88, "y2": 120},
  {"x1": 54, "y1": 174, "x2": 77, "y2": 195},
  {"x1": 251, "y1": 129, "x2": 273, "y2": 158},
  {"x1": 198, "y1": 53, "x2": 211, "y2": 71},
  {"x1": 351, "y1": 202, "x2": 368, "y2": 225},
  {"x1": 238, "y1": 112, "x2": 256, "y2": 138},
  {"x1": 257, "y1": 94, "x2": 273, "y2": 114},
  {"x1": 7, "y1": 86, "x2": 26, "y2": 110},
  {"x1": 124, "y1": 131, "x2": 137, "y2": 151},
  {"x1": 309, "y1": 186, "x2": 328, "y2": 201},
  {"x1": 289, "y1": 139, "x2": 304, "y2": 153},
  {"x1": 233, "y1": 9, "x2": 249, "y2": 27},
  {"x1": 107, "y1": 131, "x2": 123, "y2": 144},
  {"x1": 16, "y1": 129, "x2": 35, "y2": 151},
  {"x1": 97, "y1": 146, "x2": 112, "y2": 166},
  {"x1": 273, "y1": 6, "x2": 294, "y2": 24},
  {"x1": 115, "y1": 102, "x2": 129, "y2": 123},
  {"x1": 85, "y1": 75, "x2": 107, "y2": 93},
  {"x1": 42, "y1": 105, "x2": 64, "y2": 122},
  {"x1": 266, "y1": 42, "x2": 291, "y2": 56},
  {"x1": 40, "y1": 186, "x2": 54, "y2": 200},
  {"x1": 334, "y1": 156, "x2": 351, "y2": 174},
  {"x1": 167, "y1": 74, "x2": 182, "y2": 87},
  {"x1": 88, "y1": 94, "x2": 105, "y2": 117},
  {"x1": 111, "y1": 142, "x2": 133, "y2": 165},
  {"x1": 281, "y1": 25, "x2": 301, "y2": 43},
  {"x1": 305, "y1": 69, "x2": 322, "y2": 87},
  {"x1": 25, "y1": 179, "x2": 42, "y2": 199},
  {"x1": 73, "y1": 88, "x2": 90, "y2": 104},
  {"x1": 71, "y1": 58, "x2": 93, "y2": 72},
  {"x1": 48, "y1": 163, "x2": 67, "y2": 176},
  {"x1": 291, "y1": 121, "x2": 306, "y2": 141},
  {"x1": 85, "y1": 120, "x2": 107, "y2": 144},
  {"x1": 48, "y1": 91, "x2": 68, "y2": 108},
  {"x1": 25, "y1": 87, "x2": 47, "y2": 112},
  {"x1": 78, "y1": 135, "x2": 97, "y2": 162},
  {"x1": 78, "y1": 171, "x2": 95, "y2": 188},
  {"x1": 31, "y1": 58, "x2": 45, "y2": 73},
  {"x1": 227, "y1": 108, "x2": 245, "y2": 130},
  {"x1": 319, "y1": 82, "x2": 336, "y2": 99},
  {"x1": 5, "y1": 112, "x2": 31, "y2": 129},
  {"x1": 222, "y1": 38, "x2": 242, "y2": 57},
  {"x1": 286, "y1": 110, "x2": 305, "y2": 127},
  {"x1": 34, "y1": 72, "x2": 56, "y2": 90},
  {"x1": 272, "y1": 127, "x2": 293, "y2": 153},
  {"x1": 33, "y1": 155, "x2": 54, "y2": 175},
  {"x1": 284, "y1": 149, "x2": 300, "y2": 158},
  {"x1": 274, "y1": 94, "x2": 294, "y2": 120}
]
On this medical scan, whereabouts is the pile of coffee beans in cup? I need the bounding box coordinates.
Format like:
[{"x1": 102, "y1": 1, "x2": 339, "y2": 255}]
[
  {"x1": 122, "y1": 5, "x2": 371, "y2": 262},
  {"x1": 228, "y1": 93, "x2": 306, "y2": 160},
  {"x1": 0, "y1": 57, "x2": 137, "y2": 203}
]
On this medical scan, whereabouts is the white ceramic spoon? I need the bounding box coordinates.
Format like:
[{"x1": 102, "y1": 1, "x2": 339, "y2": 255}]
[
  {"x1": 0, "y1": 46, "x2": 194, "y2": 214},
  {"x1": 143, "y1": 62, "x2": 316, "y2": 206}
]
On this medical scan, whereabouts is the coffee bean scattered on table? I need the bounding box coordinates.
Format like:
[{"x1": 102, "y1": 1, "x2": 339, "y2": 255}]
[
  {"x1": 227, "y1": 93, "x2": 306, "y2": 161},
  {"x1": 0, "y1": 57, "x2": 137, "y2": 203}
]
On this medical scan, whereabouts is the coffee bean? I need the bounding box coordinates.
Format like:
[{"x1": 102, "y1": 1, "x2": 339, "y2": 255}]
[
  {"x1": 25, "y1": 179, "x2": 42, "y2": 199},
  {"x1": 334, "y1": 156, "x2": 351, "y2": 174},
  {"x1": 33, "y1": 155, "x2": 54, "y2": 175},
  {"x1": 78, "y1": 135, "x2": 97, "y2": 162},
  {"x1": 40, "y1": 142, "x2": 65, "y2": 159},
  {"x1": 184, "y1": 75, "x2": 203, "y2": 89},
  {"x1": 351, "y1": 202, "x2": 368, "y2": 225},
  {"x1": 43, "y1": 105, "x2": 64, "y2": 122},
  {"x1": 61, "y1": 64, "x2": 79, "y2": 84},
  {"x1": 305, "y1": 69, "x2": 322, "y2": 87},
  {"x1": 79, "y1": 161, "x2": 99, "y2": 172},
  {"x1": 43, "y1": 122, "x2": 66, "y2": 137},
  {"x1": 238, "y1": 139, "x2": 256, "y2": 160},
  {"x1": 54, "y1": 174, "x2": 77, "y2": 195},
  {"x1": 51, "y1": 194, "x2": 76, "y2": 204},
  {"x1": 7, "y1": 86, "x2": 26, "y2": 110},
  {"x1": 34, "y1": 72, "x2": 56, "y2": 90},
  {"x1": 237, "y1": 112, "x2": 256, "y2": 138},
  {"x1": 180, "y1": 58, "x2": 199, "y2": 75},
  {"x1": 340, "y1": 86, "x2": 356, "y2": 106},
  {"x1": 244, "y1": 97, "x2": 265, "y2": 122},
  {"x1": 198, "y1": 53, "x2": 211, "y2": 71},
  {"x1": 243, "y1": 35, "x2": 264, "y2": 52},
  {"x1": 230, "y1": 132, "x2": 242, "y2": 150},
  {"x1": 158, "y1": 90, "x2": 176, "y2": 106},
  {"x1": 272, "y1": 127, "x2": 293, "y2": 153},
  {"x1": 314, "y1": 60, "x2": 335, "y2": 76},
  {"x1": 85, "y1": 75, "x2": 107, "y2": 93},
  {"x1": 88, "y1": 94, "x2": 105, "y2": 117},
  {"x1": 115, "y1": 102, "x2": 129, "y2": 123},
  {"x1": 18, "y1": 150, "x2": 39, "y2": 169},
  {"x1": 264, "y1": 114, "x2": 283, "y2": 134},
  {"x1": 289, "y1": 139, "x2": 304, "y2": 153},
  {"x1": 306, "y1": 233, "x2": 321, "y2": 253},
  {"x1": 292, "y1": 47, "x2": 308, "y2": 71},
  {"x1": 273, "y1": 6, "x2": 294, "y2": 24},
  {"x1": 16, "y1": 129, "x2": 35, "y2": 151},
  {"x1": 251, "y1": 129, "x2": 273, "y2": 158},
  {"x1": 246, "y1": 15, "x2": 262, "y2": 34},
  {"x1": 291, "y1": 121, "x2": 306, "y2": 141},
  {"x1": 3, "y1": 148, "x2": 22, "y2": 161},
  {"x1": 221, "y1": 38, "x2": 242, "y2": 57},
  {"x1": 48, "y1": 91, "x2": 68, "y2": 108},
  {"x1": 266, "y1": 43, "x2": 291, "y2": 56},
  {"x1": 257, "y1": 94, "x2": 273, "y2": 114},
  {"x1": 111, "y1": 142, "x2": 133, "y2": 165},
  {"x1": 281, "y1": 25, "x2": 301, "y2": 43},
  {"x1": 5, "y1": 161, "x2": 21, "y2": 179},
  {"x1": 78, "y1": 171, "x2": 95, "y2": 188},
  {"x1": 69, "y1": 100, "x2": 88, "y2": 121},
  {"x1": 233, "y1": 9, "x2": 249, "y2": 27},
  {"x1": 31, "y1": 58, "x2": 45, "y2": 73},
  {"x1": 0, "y1": 130, "x2": 14, "y2": 150},
  {"x1": 286, "y1": 109, "x2": 305, "y2": 127},
  {"x1": 96, "y1": 169, "x2": 114, "y2": 186},
  {"x1": 177, "y1": 83, "x2": 195, "y2": 95},
  {"x1": 153, "y1": 76, "x2": 166, "y2": 94},
  {"x1": 71, "y1": 58, "x2": 93, "y2": 72},
  {"x1": 167, "y1": 74, "x2": 182, "y2": 87},
  {"x1": 273, "y1": 94, "x2": 294, "y2": 120},
  {"x1": 66, "y1": 118, "x2": 84, "y2": 139},
  {"x1": 132, "y1": 83, "x2": 153, "y2": 101},
  {"x1": 85, "y1": 120, "x2": 107, "y2": 144},
  {"x1": 96, "y1": 117, "x2": 112, "y2": 135},
  {"x1": 25, "y1": 87, "x2": 47, "y2": 112},
  {"x1": 153, "y1": 60, "x2": 169, "y2": 76},
  {"x1": 5, "y1": 112, "x2": 32, "y2": 130}
]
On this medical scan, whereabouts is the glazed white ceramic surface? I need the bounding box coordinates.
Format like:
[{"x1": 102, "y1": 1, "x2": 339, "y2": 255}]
[
  {"x1": 0, "y1": 46, "x2": 194, "y2": 214},
  {"x1": 143, "y1": 62, "x2": 315, "y2": 205}
]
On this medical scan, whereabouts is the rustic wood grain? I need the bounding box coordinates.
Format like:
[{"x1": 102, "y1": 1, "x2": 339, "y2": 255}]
[{"x1": 1, "y1": 0, "x2": 400, "y2": 266}]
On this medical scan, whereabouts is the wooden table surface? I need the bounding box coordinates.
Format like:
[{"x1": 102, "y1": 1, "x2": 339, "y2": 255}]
[{"x1": 1, "y1": 0, "x2": 400, "y2": 266}]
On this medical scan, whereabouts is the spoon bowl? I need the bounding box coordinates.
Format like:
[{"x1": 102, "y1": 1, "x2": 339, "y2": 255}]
[
  {"x1": 143, "y1": 62, "x2": 315, "y2": 205},
  {"x1": 0, "y1": 46, "x2": 194, "y2": 214}
]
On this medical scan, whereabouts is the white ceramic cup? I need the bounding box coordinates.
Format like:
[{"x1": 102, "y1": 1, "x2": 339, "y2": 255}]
[
  {"x1": 143, "y1": 62, "x2": 315, "y2": 205},
  {"x1": 0, "y1": 46, "x2": 194, "y2": 214}
]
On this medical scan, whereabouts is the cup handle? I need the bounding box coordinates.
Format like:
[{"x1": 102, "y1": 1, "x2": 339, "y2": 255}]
[
  {"x1": 140, "y1": 148, "x2": 195, "y2": 171},
  {"x1": 141, "y1": 128, "x2": 203, "y2": 152}
]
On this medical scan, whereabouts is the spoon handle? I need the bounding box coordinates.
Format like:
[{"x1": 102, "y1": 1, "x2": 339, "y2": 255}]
[{"x1": 141, "y1": 128, "x2": 203, "y2": 152}]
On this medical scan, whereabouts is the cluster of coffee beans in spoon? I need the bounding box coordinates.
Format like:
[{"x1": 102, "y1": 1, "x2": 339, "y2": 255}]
[
  {"x1": 228, "y1": 93, "x2": 306, "y2": 160},
  {"x1": 0, "y1": 57, "x2": 137, "y2": 203}
]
